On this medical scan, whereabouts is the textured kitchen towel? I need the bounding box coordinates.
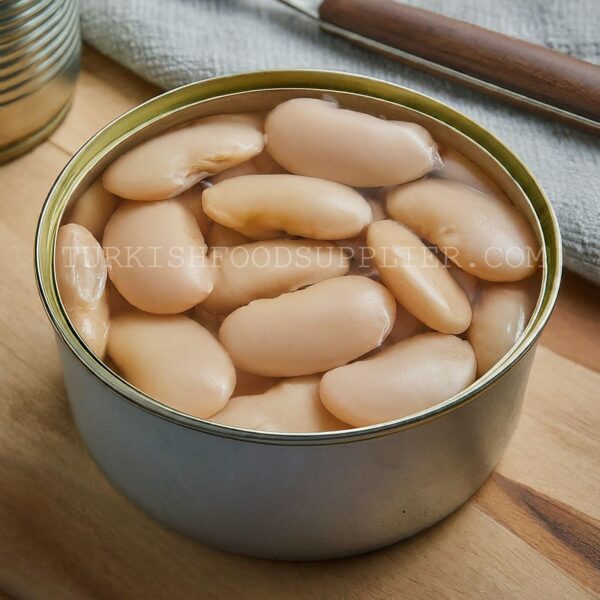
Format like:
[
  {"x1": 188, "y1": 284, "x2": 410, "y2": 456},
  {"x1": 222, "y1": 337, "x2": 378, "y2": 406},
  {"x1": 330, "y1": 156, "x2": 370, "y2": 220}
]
[{"x1": 80, "y1": 0, "x2": 600, "y2": 284}]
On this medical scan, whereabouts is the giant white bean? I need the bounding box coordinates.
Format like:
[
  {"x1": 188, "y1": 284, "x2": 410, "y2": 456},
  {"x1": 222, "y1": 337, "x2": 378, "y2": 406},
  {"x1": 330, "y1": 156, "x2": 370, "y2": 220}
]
[
  {"x1": 108, "y1": 312, "x2": 235, "y2": 418},
  {"x1": 219, "y1": 275, "x2": 396, "y2": 376},
  {"x1": 67, "y1": 179, "x2": 119, "y2": 240},
  {"x1": 210, "y1": 376, "x2": 348, "y2": 433},
  {"x1": 176, "y1": 184, "x2": 212, "y2": 237},
  {"x1": 386, "y1": 303, "x2": 429, "y2": 345},
  {"x1": 202, "y1": 239, "x2": 349, "y2": 314},
  {"x1": 467, "y1": 281, "x2": 537, "y2": 375},
  {"x1": 386, "y1": 179, "x2": 539, "y2": 282},
  {"x1": 56, "y1": 224, "x2": 107, "y2": 311},
  {"x1": 102, "y1": 113, "x2": 265, "y2": 200},
  {"x1": 69, "y1": 293, "x2": 110, "y2": 358},
  {"x1": 333, "y1": 196, "x2": 386, "y2": 277},
  {"x1": 265, "y1": 98, "x2": 440, "y2": 186},
  {"x1": 233, "y1": 368, "x2": 279, "y2": 397},
  {"x1": 103, "y1": 199, "x2": 213, "y2": 314},
  {"x1": 320, "y1": 333, "x2": 477, "y2": 426},
  {"x1": 367, "y1": 220, "x2": 472, "y2": 333},
  {"x1": 210, "y1": 149, "x2": 286, "y2": 184},
  {"x1": 448, "y1": 263, "x2": 481, "y2": 304},
  {"x1": 202, "y1": 174, "x2": 372, "y2": 240},
  {"x1": 207, "y1": 223, "x2": 250, "y2": 248},
  {"x1": 433, "y1": 146, "x2": 507, "y2": 199},
  {"x1": 55, "y1": 223, "x2": 110, "y2": 357}
]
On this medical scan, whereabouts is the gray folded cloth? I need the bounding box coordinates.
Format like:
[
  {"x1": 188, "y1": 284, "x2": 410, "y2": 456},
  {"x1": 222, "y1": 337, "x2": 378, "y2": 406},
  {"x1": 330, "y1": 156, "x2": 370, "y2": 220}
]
[{"x1": 81, "y1": 0, "x2": 600, "y2": 284}]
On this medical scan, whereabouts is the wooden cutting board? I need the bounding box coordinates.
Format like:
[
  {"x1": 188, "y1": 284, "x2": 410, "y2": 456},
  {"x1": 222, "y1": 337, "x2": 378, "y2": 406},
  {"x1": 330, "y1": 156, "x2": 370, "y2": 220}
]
[{"x1": 0, "y1": 46, "x2": 598, "y2": 600}]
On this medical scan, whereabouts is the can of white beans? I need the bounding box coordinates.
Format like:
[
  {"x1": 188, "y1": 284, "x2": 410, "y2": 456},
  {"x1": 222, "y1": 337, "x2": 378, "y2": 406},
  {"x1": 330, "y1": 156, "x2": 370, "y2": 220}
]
[
  {"x1": 0, "y1": 0, "x2": 80, "y2": 162},
  {"x1": 35, "y1": 71, "x2": 561, "y2": 560}
]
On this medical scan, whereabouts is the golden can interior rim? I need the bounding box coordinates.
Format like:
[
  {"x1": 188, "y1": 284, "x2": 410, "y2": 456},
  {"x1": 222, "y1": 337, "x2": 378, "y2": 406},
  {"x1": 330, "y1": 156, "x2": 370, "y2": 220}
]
[{"x1": 35, "y1": 70, "x2": 562, "y2": 446}]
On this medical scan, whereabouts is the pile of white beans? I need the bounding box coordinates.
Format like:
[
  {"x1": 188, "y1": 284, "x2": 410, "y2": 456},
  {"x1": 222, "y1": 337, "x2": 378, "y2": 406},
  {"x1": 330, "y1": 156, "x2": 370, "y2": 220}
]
[{"x1": 56, "y1": 97, "x2": 540, "y2": 432}]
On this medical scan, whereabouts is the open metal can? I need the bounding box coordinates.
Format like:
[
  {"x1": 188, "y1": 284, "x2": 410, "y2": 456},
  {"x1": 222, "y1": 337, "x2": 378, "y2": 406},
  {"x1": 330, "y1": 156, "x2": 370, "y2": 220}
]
[
  {"x1": 35, "y1": 71, "x2": 562, "y2": 560},
  {"x1": 0, "y1": 0, "x2": 80, "y2": 162}
]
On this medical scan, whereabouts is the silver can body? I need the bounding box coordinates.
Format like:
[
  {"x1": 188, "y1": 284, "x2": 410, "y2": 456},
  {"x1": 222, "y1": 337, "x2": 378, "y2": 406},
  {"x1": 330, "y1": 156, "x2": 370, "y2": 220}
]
[
  {"x1": 36, "y1": 71, "x2": 561, "y2": 561},
  {"x1": 0, "y1": 0, "x2": 80, "y2": 162},
  {"x1": 60, "y1": 341, "x2": 534, "y2": 560}
]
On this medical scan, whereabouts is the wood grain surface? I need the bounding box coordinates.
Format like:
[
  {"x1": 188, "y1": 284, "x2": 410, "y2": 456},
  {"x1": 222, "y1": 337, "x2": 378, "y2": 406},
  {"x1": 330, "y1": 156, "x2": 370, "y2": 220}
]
[{"x1": 0, "y1": 47, "x2": 598, "y2": 600}]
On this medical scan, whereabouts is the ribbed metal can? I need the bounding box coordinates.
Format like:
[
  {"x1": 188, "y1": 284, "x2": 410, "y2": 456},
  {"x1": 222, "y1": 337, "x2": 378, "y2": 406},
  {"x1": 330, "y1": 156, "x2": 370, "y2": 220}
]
[{"x1": 0, "y1": 0, "x2": 80, "y2": 162}]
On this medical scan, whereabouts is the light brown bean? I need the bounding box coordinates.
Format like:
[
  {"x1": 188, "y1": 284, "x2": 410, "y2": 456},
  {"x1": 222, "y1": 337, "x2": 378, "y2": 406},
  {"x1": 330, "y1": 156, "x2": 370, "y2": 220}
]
[
  {"x1": 176, "y1": 184, "x2": 212, "y2": 237},
  {"x1": 102, "y1": 113, "x2": 265, "y2": 200},
  {"x1": 433, "y1": 147, "x2": 507, "y2": 199},
  {"x1": 191, "y1": 307, "x2": 223, "y2": 337},
  {"x1": 67, "y1": 179, "x2": 119, "y2": 240},
  {"x1": 448, "y1": 263, "x2": 481, "y2": 304},
  {"x1": 219, "y1": 275, "x2": 396, "y2": 377},
  {"x1": 233, "y1": 369, "x2": 279, "y2": 397},
  {"x1": 107, "y1": 281, "x2": 134, "y2": 317},
  {"x1": 367, "y1": 220, "x2": 472, "y2": 333},
  {"x1": 202, "y1": 239, "x2": 349, "y2": 314},
  {"x1": 210, "y1": 376, "x2": 348, "y2": 433},
  {"x1": 320, "y1": 333, "x2": 477, "y2": 426},
  {"x1": 207, "y1": 223, "x2": 250, "y2": 248},
  {"x1": 387, "y1": 179, "x2": 539, "y2": 282},
  {"x1": 265, "y1": 98, "x2": 440, "y2": 186},
  {"x1": 334, "y1": 236, "x2": 377, "y2": 278},
  {"x1": 103, "y1": 199, "x2": 212, "y2": 314},
  {"x1": 56, "y1": 224, "x2": 107, "y2": 311},
  {"x1": 55, "y1": 224, "x2": 109, "y2": 357},
  {"x1": 210, "y1": 149, "x2": 286, "y2": 184},
  {"x1": 202, "y1": 174, "x2": 372, "y2": 240},
  {"x1": 69, "y1": 293, "x2": 110, "y2": 358},
  {"x1": 108, "y1": 312, "x2": 235, "y2": 418},
  {"x1": 467, "y1": 281, "x2": 537, "y2": 375},
  {"x1": 386, "y1": 303, "x2": 429, "y2": 344}
]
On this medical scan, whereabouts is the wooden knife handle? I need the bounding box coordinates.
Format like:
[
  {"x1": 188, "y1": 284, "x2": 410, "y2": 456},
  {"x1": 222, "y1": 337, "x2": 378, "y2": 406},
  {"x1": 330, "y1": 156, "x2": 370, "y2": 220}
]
[{"x1": 319, "y1": 0, "x2": 600, "y2": 122}]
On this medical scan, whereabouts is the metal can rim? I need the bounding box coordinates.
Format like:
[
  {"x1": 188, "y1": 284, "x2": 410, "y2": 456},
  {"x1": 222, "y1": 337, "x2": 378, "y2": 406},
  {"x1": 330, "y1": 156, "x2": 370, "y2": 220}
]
[{"x1": 34, "y1": 69, "x2": 562, "y2": 446}]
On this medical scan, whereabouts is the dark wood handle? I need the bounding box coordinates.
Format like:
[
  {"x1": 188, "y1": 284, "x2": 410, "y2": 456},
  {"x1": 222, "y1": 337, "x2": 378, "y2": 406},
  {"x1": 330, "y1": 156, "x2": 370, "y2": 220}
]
[{"x1": 319, "y1": 0, "x2": 600, "y2": 122}]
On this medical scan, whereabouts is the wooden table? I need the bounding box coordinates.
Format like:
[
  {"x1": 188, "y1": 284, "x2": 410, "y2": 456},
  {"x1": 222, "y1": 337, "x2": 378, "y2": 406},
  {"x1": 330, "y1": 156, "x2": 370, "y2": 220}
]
[{"x1": 1, "y1": 47, "x2": 599, "y2": 600}]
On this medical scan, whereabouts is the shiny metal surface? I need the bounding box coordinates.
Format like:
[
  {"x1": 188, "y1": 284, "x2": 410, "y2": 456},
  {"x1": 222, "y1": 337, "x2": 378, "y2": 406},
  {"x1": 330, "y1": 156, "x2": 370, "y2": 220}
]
[
  {"x1": 278, "y1": 0, "x2": 320, "y2": 18},
  {"x1": 35, "y1": 71, "x2": 562, "y2": 559},
  {"x1": 0, "y1": 0, "x2": 80, "y2": 162},
  {"x1": 60, "y1": 341, "x2": 534, "y2": 559}
]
